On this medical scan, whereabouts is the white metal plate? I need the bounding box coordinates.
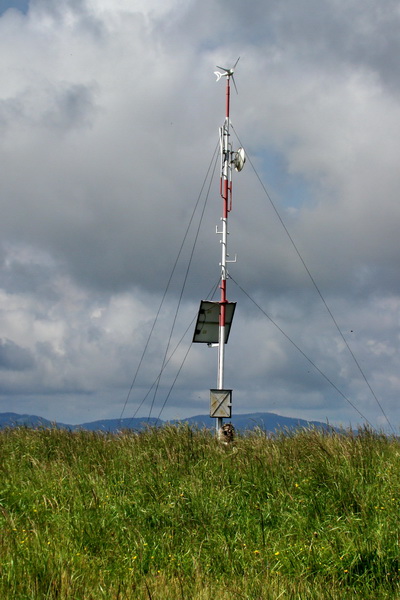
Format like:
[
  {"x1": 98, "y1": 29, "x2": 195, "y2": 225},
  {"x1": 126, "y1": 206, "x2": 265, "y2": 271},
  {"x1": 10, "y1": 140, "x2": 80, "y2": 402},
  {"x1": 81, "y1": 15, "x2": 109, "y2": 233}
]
[{"x1": 210, "y1": 389, "x2": 232, "y2": 418}]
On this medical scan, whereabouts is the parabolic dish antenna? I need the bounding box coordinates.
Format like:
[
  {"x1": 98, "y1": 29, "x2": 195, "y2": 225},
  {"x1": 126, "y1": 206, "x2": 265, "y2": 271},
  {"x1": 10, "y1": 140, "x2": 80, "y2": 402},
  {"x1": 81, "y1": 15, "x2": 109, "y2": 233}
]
[{"x1": 233, "y1": 147, "x2": 246, "y2": 172}]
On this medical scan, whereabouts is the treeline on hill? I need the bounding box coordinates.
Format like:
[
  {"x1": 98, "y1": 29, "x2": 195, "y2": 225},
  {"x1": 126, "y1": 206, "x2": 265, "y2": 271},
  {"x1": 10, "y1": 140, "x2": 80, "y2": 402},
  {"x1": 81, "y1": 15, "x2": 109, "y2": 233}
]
[{"x1": 0, "y1": 425, "x2": 399, "y2": 599}]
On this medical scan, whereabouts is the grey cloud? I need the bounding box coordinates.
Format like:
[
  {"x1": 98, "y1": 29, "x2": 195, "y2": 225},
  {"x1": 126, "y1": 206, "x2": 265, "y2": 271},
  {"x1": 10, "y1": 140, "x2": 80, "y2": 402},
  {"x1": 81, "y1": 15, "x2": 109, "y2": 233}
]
[
  {"x1": 0, "y1": 82, "x2": 98, "y2": 133},
  {"x1": 0, "y1": 339, "x2": 35, "y2": 371},
  {"x1": 0, "y1": 251, "x2": 59, "y2": 299},
  {"x1": 31, "y1": 0, "x2": 105, "y2": 37},
  {"x1": 43, "y1": 83, "x2": 99, "y2": 131},
  {"x1": 274, "y1": 0, "x2": 400, "y2": 93},
  {"x1": 171, "y1": 0, "x2": 400, "y2": 93}
]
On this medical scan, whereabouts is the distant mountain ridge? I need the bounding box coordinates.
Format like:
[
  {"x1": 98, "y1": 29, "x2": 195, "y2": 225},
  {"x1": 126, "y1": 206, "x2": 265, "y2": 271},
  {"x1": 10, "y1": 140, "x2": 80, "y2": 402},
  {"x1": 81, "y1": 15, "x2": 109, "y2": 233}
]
[{"x1": 0, "y1": 411, "x2": 337, "y2": 433}]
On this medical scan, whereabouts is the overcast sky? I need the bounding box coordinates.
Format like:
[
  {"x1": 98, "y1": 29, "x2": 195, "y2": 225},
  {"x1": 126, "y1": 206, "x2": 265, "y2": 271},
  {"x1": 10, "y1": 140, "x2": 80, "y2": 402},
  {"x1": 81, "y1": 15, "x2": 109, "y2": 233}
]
[{"x1": 1, "y1": 0, "x2": 400, "y2": 431}]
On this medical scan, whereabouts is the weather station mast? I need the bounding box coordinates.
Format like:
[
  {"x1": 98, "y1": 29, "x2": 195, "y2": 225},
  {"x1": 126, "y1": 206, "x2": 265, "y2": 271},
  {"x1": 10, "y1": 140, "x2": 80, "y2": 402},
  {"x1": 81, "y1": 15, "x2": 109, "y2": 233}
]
[{"x1": 193, "y1": 59, "x2": 245, "y2": 440}]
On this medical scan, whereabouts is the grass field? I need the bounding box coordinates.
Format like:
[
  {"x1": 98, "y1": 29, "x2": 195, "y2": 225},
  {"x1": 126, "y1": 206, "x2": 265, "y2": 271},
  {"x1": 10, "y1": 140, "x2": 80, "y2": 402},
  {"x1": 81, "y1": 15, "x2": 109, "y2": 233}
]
[{"x1": 0, "y1": 424, "x2": 399, "y2": 599}]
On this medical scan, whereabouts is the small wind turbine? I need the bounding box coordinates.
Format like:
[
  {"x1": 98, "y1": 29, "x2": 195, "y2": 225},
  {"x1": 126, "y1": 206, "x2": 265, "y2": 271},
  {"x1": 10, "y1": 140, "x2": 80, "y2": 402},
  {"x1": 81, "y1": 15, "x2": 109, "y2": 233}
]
[{"x1": 214, "y1": 56, "x2": 240, "y2": 94}]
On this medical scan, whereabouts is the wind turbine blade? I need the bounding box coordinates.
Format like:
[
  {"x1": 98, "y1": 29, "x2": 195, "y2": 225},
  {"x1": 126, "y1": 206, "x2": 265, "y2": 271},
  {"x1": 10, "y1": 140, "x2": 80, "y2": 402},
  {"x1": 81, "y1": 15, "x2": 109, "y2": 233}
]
[
  {"x1": 233, "y1": 56, "x2": 240, "y2": 70},
  {"x1": 232, "y1": 75, "x2": 239, "y2": 95}
]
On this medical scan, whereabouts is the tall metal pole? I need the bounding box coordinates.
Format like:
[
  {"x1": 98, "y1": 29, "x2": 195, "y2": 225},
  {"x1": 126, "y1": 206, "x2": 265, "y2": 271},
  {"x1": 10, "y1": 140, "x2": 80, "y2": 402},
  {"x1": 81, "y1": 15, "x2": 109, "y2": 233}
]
[{"x1": 216, "y1": 71, "x2": 233, "y2": 432}]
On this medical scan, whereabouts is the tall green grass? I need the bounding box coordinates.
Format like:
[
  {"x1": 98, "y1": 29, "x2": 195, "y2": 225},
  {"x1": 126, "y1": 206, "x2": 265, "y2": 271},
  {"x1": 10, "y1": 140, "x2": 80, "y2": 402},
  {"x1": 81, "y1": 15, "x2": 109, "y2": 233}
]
[{"x1": 0, "y1": 425, "x2": 399, "y2": 599}]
